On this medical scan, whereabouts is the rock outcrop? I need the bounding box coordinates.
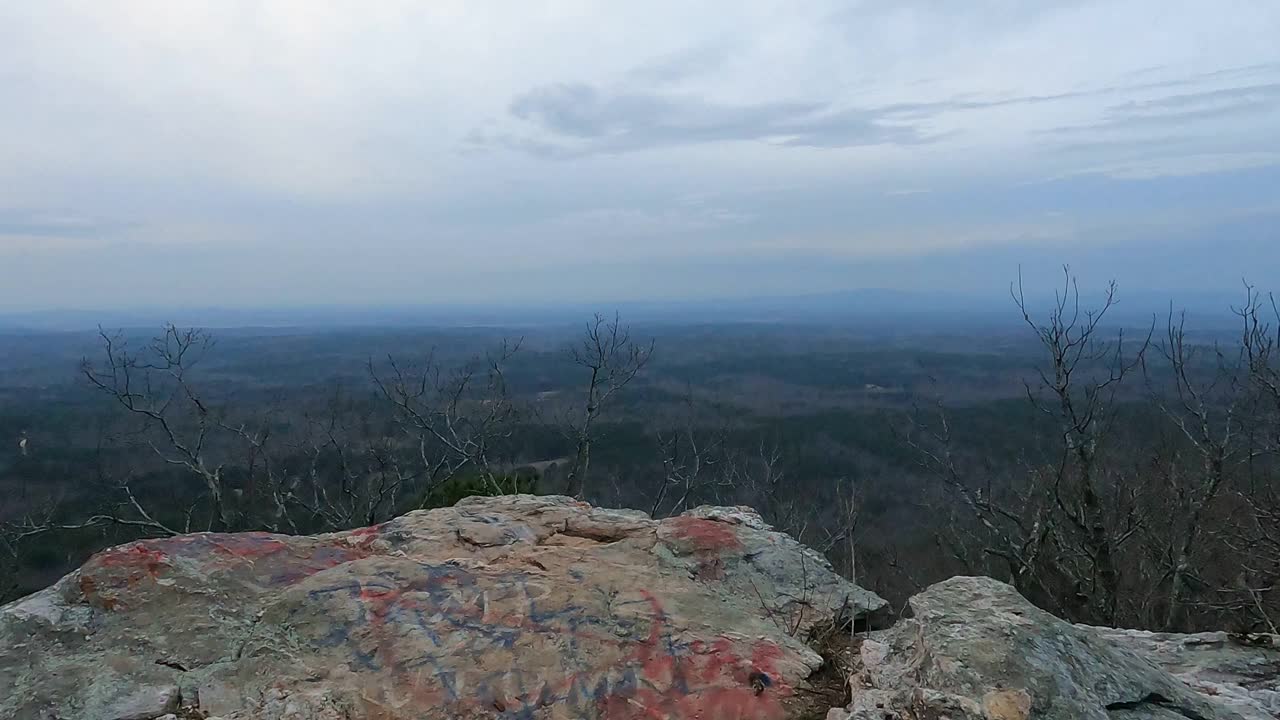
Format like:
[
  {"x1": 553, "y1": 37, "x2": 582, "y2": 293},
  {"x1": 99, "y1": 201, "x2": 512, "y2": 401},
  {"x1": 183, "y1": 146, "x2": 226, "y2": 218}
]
[
  {"x1": 0, "y1": 495, "x2": 887, "y2": 720},
  {"x1": 1091, "y1": 627, "x2": 1280, "y2": 720},
  {"x1": 833, "y1": 576, "x2": 1276, "y2": 720},
  {"x1": 5, "y1": 498, "x2": 1276, "y2": 720}
]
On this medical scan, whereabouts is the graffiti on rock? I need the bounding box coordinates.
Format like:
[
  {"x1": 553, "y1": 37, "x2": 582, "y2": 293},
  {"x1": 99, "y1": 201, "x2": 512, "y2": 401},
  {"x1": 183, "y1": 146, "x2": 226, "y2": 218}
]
[
  {"x1": 77, "y1": 526, "x2": 388, "y2": 610},
  {"x1": 296, "y1": 562, "x2": 789, "y2": 719},
  {"x1": 666, "y1": 515, "x2": 746, "y2": 581},
  {"x1": 73, "y1": 516, "x2": 797, "y2": 719}
]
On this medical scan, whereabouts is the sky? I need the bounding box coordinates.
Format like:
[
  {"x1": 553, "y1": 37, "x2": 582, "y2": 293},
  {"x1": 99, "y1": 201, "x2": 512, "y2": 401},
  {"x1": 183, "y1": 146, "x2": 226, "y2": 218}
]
[{"x1": 2, "y1": 1, "x2": 1279, "y2": 312}]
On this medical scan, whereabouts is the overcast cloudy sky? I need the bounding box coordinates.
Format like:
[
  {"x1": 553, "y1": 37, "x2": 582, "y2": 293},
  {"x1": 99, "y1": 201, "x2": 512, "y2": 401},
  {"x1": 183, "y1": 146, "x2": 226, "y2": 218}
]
[{"x1": 2, "y1": 1, "x2": 1278, "y2": 311}]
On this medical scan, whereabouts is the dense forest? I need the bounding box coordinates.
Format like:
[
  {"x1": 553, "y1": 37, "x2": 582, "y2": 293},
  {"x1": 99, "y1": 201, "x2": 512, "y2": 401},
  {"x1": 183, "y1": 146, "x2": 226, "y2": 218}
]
[{"x1": 1, "y1": 275, "x2": 1277, "y2": 636}]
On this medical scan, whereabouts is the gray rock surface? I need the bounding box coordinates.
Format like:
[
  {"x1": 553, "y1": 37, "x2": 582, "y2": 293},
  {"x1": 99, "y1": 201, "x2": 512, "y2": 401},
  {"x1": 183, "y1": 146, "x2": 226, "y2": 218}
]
[
  {"x1": 0, "y1": 495, "x2": 886, "y2": 720},
  {"x1": 835, "y1": 576, "x2": 1253, "y2": 720},
  {"x1": 1090, "y1": 627, "x2": 1280, "y2": 720},
  {"x1": 100, "y1": 685, "x2": 180, "y2": 720}
]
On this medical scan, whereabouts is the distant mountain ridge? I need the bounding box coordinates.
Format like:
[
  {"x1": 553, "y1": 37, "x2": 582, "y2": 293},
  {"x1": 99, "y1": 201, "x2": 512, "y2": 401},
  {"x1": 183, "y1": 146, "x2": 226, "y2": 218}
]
[{"x1": 0, "y1": 287, "x2": 1246, "y2": 333}]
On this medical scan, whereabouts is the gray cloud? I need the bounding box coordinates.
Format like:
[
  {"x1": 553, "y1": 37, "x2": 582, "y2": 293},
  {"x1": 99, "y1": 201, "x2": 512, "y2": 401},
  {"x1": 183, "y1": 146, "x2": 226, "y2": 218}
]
[
  {"x1": 0, "y1": 210, "x2": 123, "y2": 238},
  {"x1": 491, "y1": 60, "x2": 1280, "y2": 159},
  {"x1": 623, "y1": 44, "x2": 731, "y2": 85},
  {"x1": 1046, "y1": 82, "x2": 1280, "y2": 137},
  {"x1": 489, "y1": 83, "x2": 937, "y2": 157},
  {"x1": 1113, "y1": 82, "x2": 1280, "y2": 116}
]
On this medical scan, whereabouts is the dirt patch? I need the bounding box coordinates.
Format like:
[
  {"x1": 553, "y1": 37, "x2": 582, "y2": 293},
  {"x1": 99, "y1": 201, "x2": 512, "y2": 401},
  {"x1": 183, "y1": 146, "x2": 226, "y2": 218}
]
[{"x1": 781, "y1": 615, "x2": 865, "y2": 719}]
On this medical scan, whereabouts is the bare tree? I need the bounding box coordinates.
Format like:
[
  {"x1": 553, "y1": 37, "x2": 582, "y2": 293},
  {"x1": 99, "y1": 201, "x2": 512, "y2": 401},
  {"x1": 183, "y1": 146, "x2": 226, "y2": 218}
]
[
  {"x1": 652, "y1": 420, "x2": 721, "y2": 517},
  {"x1": 81, "y1": 325, "x2": 242, "y2": 531},
  {"x1": 1011, "y1": 267, "x2": 1152, "y2": 624},
  {"x1": 271, "y1": 385, "x2": 412, "y2": 531},
  {"x1": 79, "y1": 325, "x2": 527, "y2": 537},
  {"x1": 1229, "y1": 286, "x2": 1280, "y2": 631},
  {"x1": 369, "y1": 339, "x2": 525, "y2": 506},
  {"x1": 906, "y1": 269, "x2": 1153, "y2": 625},
  {"x1": 733, "y1": 440, "x2": 800, "y2": 533},
  {"x1": 649, "y1": 394, "x2": 739, "y2": 516},
  {"x1": 1139, "y1": 298, "x2": 1254, "y2": 629},
  {"x1": 839, "y1": 475, "x2": 861, "y2": 641},
  {"x1": 562, "y1": 313, "x2": 653, "y2": 498},
  {"x1": 81, "y1": 329, "x2": 316, "y2": 534},
  {"x1": 904, "y1": 396, "x2": 1069, "y2": 612}
]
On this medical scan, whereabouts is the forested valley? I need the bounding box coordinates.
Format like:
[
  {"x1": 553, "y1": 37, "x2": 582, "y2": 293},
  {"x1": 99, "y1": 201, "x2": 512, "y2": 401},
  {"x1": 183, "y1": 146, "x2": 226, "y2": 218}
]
[{"x1": 2, "y1": 275, "x2": 1278, "y2": 636}]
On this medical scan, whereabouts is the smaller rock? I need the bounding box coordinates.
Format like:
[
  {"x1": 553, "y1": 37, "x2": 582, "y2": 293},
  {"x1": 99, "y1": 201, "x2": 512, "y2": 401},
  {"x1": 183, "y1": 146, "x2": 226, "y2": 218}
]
[
  {"x1": 841, "y1": 577, "x2": 1239, "y2": 720},
  {"x1": 0, "y1": 579, "x2": 93, "y2": 634}
]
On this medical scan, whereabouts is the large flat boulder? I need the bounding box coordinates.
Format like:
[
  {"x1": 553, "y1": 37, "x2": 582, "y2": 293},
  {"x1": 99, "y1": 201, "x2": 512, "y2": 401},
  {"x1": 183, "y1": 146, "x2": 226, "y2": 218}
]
[
  {"x1": 833, "y1": 576, "x2": 1257, "y2": 720},
  {"x1": 0, "y1": 495, "x2": 886, "y2": 720}
]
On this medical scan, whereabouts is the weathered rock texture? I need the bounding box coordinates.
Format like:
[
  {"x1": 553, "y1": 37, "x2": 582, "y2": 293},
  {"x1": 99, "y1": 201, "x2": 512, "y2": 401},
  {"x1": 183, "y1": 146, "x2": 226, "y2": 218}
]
[
  {"x1": 835, "y1": 576, "x2": 1272, "y2": 720},
  {"x1": 0, "y1": 495, "x2": 887, "y2": 720},
  {"x1": 1090, "y1": 627, "x2": 1280, "y2": 720}
]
